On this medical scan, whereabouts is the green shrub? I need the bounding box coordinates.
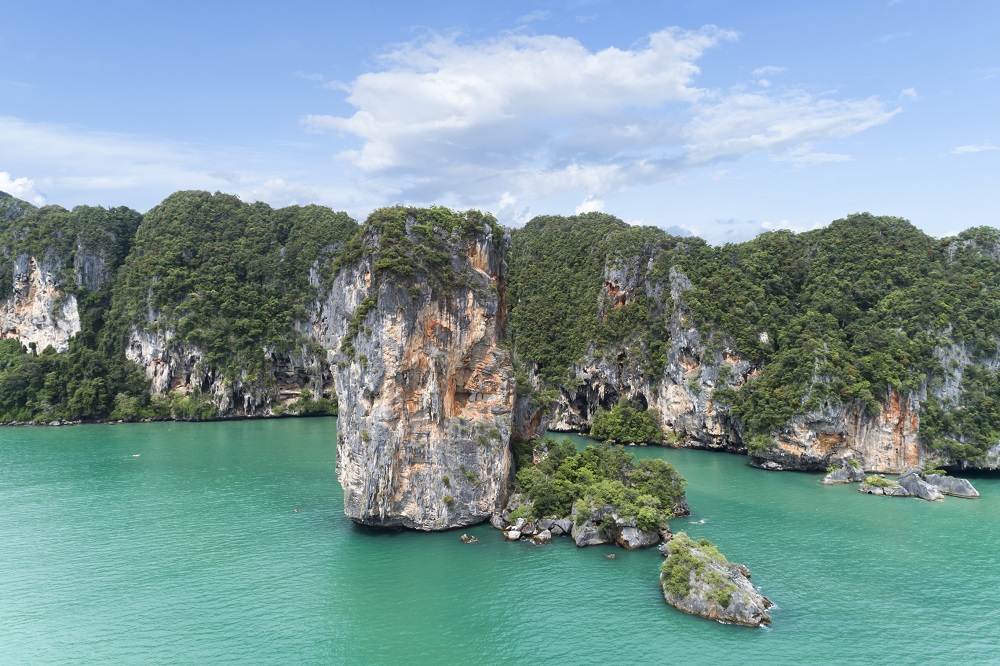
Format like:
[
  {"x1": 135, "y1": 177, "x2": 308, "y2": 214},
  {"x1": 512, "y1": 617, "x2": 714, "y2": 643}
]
[
  {"x1": 590, "y1": 398, "x2": 662, "y2": 444},
  {"x1": 864, "y1": 475, "x2": 898, "y2": 488}
]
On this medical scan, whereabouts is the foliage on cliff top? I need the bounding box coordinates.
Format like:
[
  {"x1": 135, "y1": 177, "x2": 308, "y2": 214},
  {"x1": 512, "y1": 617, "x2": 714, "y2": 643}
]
[
  {"x1": 0, "y1": 202, "x2": 148, "y2": 422},
  {"x1": 334, "y1": 205, "x2": 503, "y2": 289},
  {"x1": 512, "y1": 437, "x2": 686, "y2": 530},
  {"x1": 0, "y1": 202, "x2": 142, "y2": 297},
  {"x1": 509, "y1": 211, "x2": 1000, "y2": 463},
  {"x1": 112, "y1": 191, "x2": 358, "y2": 381},
  {"x1": 507, "y1": 212, "x2": 695, "y2": 387},
  {"x1": 0, "y1": 191, "x2": 37, "y2": 223}
]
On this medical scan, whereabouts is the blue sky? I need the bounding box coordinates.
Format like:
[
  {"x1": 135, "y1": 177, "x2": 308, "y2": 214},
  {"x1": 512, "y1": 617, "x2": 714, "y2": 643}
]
[{"x1": 1, "y1": 1, "x2": 997, "y2": 243}]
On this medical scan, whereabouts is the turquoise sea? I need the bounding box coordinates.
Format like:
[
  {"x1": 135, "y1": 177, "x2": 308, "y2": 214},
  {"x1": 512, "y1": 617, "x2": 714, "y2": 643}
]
[{"x1": 1, "y1": 418, "x2": 998, "y2": 664}]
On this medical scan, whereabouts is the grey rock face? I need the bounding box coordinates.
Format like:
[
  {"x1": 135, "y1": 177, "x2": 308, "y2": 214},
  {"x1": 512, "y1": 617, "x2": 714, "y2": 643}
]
[
  {"x1": 897, "y1": 468, "x2": 945, "y2": 501},
  {"x1": 822, "y1": 459, "x2": 867, "y2": 484},
  {"x1": 1, "y1": 253, "x2": 81, "y2": 353},
  {"x1": 126, "y1": 325, "x2": 328, "y2": 416},
  {"x1": 660, "y1": 534, "x2": 773, "y2": 627},
  {"x1": 329, "y1": 222, "x2": 514, "y2": 530},
  {"x1": 616, "y1": 526, "x2": 661, "y2": 550},
  {"x1": 533, "y1": 529, "x2": 552, "y2": 544},
  {"x1": 571, "y1": 523, "x2": 608, "y2": 547},
  {"x1": 923, "y1": 473, "x2": 980, "y2": 498},
  {"x1": 570, "y1": 501, "x2": 662, "y2": 549},
  {"x1": 858, "y1": 480, "x2": 910, "y2": 497}
]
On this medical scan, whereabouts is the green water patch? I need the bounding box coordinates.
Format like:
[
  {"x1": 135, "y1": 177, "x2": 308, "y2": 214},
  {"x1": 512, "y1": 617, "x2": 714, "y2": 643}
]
[{"x1": 1, "y1": 420, "x2": 998, "y2": 664}]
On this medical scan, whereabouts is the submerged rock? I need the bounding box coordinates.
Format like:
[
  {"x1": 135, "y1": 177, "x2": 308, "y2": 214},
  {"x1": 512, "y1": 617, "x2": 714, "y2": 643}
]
[
  {"x1": 659, "y1": 533, "x2": 772, "y2": 627},
  {"x1": 923, "y1": 473, "x2": 980, "y2": 498}
]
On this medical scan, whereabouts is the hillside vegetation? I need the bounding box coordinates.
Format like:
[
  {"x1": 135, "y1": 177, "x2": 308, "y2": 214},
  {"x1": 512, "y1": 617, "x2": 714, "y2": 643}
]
[{"x1": 3, "y1": 187, "x2": 1000, "y2": 463}]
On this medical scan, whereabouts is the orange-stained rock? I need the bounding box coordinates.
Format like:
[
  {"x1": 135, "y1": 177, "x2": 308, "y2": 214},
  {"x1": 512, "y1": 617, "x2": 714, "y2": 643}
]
[{"x1": 326, "y1": 215, "x2": 514, "y2": 530}]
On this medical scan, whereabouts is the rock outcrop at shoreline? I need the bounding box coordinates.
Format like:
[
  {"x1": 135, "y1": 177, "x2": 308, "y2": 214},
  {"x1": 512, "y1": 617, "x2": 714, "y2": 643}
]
[
  {"x1": 659, "y1": 533, "x2": 773, "y2": 627},
  {"x1": 856, "y1": 468, "x2": 979, "y2": 501}
]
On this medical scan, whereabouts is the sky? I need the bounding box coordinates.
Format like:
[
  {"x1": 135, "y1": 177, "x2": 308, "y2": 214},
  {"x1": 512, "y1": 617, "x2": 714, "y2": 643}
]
[{"x1": 1, "y1": 0, "x2": 997, "y2": 243}]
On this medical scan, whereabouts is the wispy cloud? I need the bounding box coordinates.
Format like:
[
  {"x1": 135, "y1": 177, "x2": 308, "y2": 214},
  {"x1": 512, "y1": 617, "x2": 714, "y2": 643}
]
[
  {"x1": 951, "y1": 143, "x2": 1000, "y2": 154},
  {"x1": 517, "y1": 10, "x2": 549, "y2": 24},
  {"x1": 0, "y1": 116, "x2": 336, "y2": 211},
  {"x1": 877, "y1": 31, "x2": 911, "y2": 43},
  {"x1": 752, "y1": 65, "x2": 786, "y2": 77},
  {"x1": 304, "y1": 27, "x2": 899, "y2": 213}
]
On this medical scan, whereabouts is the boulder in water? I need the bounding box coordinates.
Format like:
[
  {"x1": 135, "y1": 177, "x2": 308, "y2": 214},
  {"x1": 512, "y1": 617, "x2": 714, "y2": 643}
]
[
  {"x1": 923, "y1": 473, "x2": 979, "y2": 499},
  {"x1": 897, "y1": 468, "x2": 944, "y2": 501}
]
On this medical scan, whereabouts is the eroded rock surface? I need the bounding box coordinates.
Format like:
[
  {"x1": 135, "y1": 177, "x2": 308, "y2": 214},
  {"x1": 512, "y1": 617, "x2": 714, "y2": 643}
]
[
  {"x1": 660, "y1": 533, "x2": 773, "y2": 627},
  {"x1": 1, "y1": 253, "x2": 81, "y2": 353},
  {"x1": 328, "y1": 217, "x2": 514, "y2": 530},
  {"x1": 923, "y1": 473, "x2": 980, "y2": 498}
]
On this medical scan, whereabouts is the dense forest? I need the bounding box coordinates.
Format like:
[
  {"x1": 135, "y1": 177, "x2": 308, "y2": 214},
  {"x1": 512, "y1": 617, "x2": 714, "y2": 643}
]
[
  {"x1": 506, "y1": 211, "x2": 1000, "y2": 462},
  {"x1": 3, "y1": 188, "x2": 1000, "y2": 464}
]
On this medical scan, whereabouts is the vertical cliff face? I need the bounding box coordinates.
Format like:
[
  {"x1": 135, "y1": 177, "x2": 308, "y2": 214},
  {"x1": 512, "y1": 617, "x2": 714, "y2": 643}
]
[
  {"x1": 548, "y1": 263, "x2": 751, "y2": 453},
  {"x1": 1, "y1": 201, "x2": 140, "y2": 355},
  {"x1": 123, "y1": 324, "x2": 329, "y2": 415},
  {"x1": 1, "y1": 252, "x2": 81, "y2": 353},
  {"x1": 325, "y1": 210, "x2": 514, "y2": 530},
  {"x1": 113, "y1": 192, "x2": 355, "y2": 417},
  {"x1": 534, "y1": 252, "x2": 937, "y2": 472},
  {"x1": 752, "y1": 388, "x2": 923, "y2": 473}
]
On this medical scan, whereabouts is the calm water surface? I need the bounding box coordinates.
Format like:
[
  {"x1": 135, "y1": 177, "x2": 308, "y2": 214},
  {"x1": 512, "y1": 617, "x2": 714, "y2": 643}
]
[{"x1": 1, "y1": 419, "x2": 998, "y2": 664}]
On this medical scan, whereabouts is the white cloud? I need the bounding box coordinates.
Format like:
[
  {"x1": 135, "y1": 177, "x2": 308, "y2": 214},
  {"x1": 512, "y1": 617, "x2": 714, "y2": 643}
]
[
  {"x1": 305, "y1": 27, "x2": 899, "y2": 204},
  {"x1": 685, "y1": 93, "x2": 898, "y2": 166},
  {"x1": 575, "y1": 195, "x2": 604, "y2": 214},
  {"x1": 238, "y1": 178, "x2": 319, "y2": 207},
  {"x1": 877, "y1": 31, "x2": 910, "y2": 43},
  {"x1": 752, "y1": 65, "x2": 786, "y2": 77},
  {"x1": 0, "y1": 171, "x2": 46, "y2": 205},
  {"x1": 496, "y1": 190, "x2": 531, "y2": 226},
  {"x1": 951, "y1": 143, "x2": 999, "y2": 154},
  {"x1": 0, "y1": 116, "x2": 341, "y2": 212},
  {"x1": 900, "y1": 87, "x2": 919, "y2": 100}
]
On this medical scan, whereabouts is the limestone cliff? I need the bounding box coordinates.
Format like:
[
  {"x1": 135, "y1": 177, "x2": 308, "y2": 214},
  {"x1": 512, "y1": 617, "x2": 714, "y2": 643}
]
[
  {"x1": 112, "y1": 192, "x2": 354, "y2": 418},
  {"x1": 516, "y1": 218, "x2": 1000, "y2": 473},
  {"x1": 1, "y1": 252, "x2": 81, "y2": 353},
  {"x1": 325, "y1": 209, "x2": 514, "y2": 530},
  {"x1": 548, "y1": 262, "x2": 751, "y2": 453},
  {"x1": 124, "y1": 324, "x2": 329, "y2": 416},
  {"x1": 1, "y1": 201, "x2": 139, "y2": 354}
]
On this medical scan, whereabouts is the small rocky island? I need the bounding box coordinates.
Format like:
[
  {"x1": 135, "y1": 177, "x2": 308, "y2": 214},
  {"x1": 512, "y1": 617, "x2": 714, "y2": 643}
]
[
  {"x1": 660, "y1": 533, "x2": 773, "y2": 627},
  {"x1": 823, "y1": 461, "x2": 980, "y2": 501},
  {"x1": 490, "y1": 437, "x2": 688, "y2": 549}
]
